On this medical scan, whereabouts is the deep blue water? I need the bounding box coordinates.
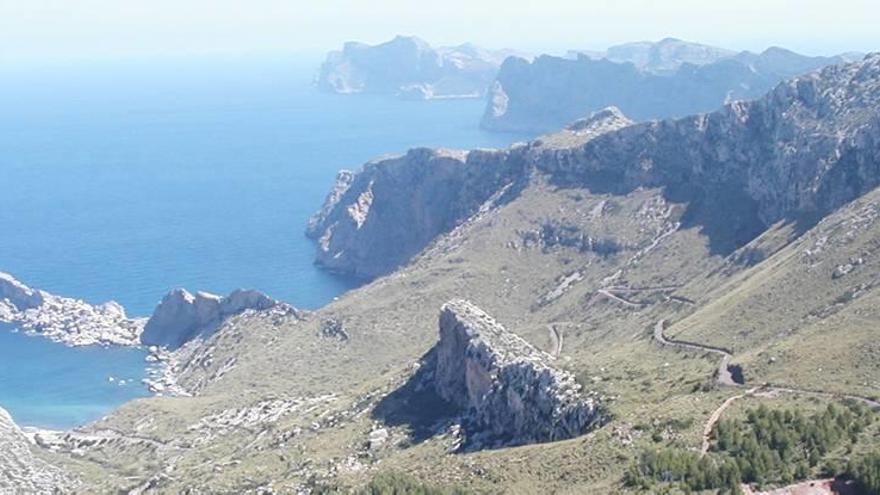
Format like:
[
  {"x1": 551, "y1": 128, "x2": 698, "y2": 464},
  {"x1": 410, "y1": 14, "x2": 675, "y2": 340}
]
[{"x1": 0, "y1": 55, "x2": 526, "y2": 428}]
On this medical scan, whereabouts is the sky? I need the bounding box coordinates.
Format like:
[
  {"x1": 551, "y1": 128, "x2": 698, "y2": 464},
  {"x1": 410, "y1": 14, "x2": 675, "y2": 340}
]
[{"x1": 1, "y1": 0, "x2": 878, "y2": 65}]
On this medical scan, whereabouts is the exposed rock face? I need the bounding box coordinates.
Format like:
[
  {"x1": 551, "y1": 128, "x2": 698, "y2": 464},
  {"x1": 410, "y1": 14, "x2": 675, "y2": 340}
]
[
  {"x1": 0, "y1": 406, "x2": 74, "y2": 492},
  {"x1": 306, "y1": 147, "x2": 523, "y2": 278},
  {"x1": 0, "y1": 271, "x2": 144, "y2": 346},
  {"x1": 316, "y1": 35, "x2": 520, "y2": 100},
  {"x1": 306, "y1": 108, "x2": 632, "y2": 279},
  {"x1": 140, "y1": 288, "x2": 277, "y2": 349},
  {"x1": 485, "y1": 42, "x2": 853, "y2": 133},
  {"x1": 434, "y1": 300, "x2": 603, "y2": 448},
  {"x1": 311, "y1": 55, "x2": 880, "y2": 275}
]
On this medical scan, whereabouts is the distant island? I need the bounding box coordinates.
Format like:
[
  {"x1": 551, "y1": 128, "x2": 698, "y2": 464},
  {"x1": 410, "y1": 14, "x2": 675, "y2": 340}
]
[{"x1": 315, "y1": 35, "x2": 524, "y2": 100}]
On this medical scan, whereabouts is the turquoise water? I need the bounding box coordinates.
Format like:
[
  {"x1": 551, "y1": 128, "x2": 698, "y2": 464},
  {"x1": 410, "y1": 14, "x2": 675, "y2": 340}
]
[{"x1": 0, "y1": 55, "x2": 526, "y2": 428}]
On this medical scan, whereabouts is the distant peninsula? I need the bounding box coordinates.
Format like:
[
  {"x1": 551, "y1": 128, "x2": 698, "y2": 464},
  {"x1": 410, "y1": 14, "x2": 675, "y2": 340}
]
[{"x1": 315, "y1": 35, "x2": 523, "y2": 100}]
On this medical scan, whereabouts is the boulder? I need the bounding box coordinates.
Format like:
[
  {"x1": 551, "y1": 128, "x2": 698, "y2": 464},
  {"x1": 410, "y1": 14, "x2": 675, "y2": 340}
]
[{"x1": 434, "y1": 300, "x2": 604, "y2": 448}]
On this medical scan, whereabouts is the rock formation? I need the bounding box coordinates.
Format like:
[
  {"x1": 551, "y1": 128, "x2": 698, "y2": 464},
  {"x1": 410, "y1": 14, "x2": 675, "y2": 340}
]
[
  {"x1": 484, "y1": 41, "x2": 855, "y2": 133},
  {"x1": 316, "y1": 35, "x2": 521, "y2": 100},
  {"x1": 433, "y1": 300, "x2": 603, "y2": 448},
  {"x1": 306, "y1": 108, "x2": 632, "y2": 279},
  {"x1": 0, "y1": 271, "x2": 144, "y2": 346},
  {"x1": 0, "y1": 406, "x2": 74, "y2": 492},
  {"x1": 312, "y1": 54, "x2": 880, "y2": 275},
  {"x1": 140, "y1": 288, "x2": 277, "y2": 349}
]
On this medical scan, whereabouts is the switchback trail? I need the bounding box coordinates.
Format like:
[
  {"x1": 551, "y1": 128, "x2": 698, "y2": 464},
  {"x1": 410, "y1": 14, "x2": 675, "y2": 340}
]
[{"x1": 653, "y1": 319, "x2": 880, "y2": 457}]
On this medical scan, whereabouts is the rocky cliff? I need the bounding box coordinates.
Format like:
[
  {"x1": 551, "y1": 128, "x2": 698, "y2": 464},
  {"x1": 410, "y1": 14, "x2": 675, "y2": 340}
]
[
  {"x1": 485, "y1": 42, "x2": 853, "y2": 133},
  {"x1": 306, "y1": 108, "x2": 632, "y2": 279},
  {"x1": 140, "y1": 288, "x2": 277, "y2": 349},
  {"x1": 312, "y1": 55, "x2": 880, "y2": 276},
  {"x1": 0, "y1": 271, "x2": 144, "y2": 346},
  {"x1": 434, "y1": 300, "x2": 603, "y2": 448},
  {"x1": 316, "y1": 35, "x2": 519, "y2": 100},
  {"x1": 0, "y1": 406, "x2": 73, "y2": 493}
]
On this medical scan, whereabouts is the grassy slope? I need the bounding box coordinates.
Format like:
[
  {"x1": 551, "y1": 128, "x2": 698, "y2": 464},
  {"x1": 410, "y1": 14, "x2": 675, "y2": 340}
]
[{"x1": 56, "y1": 176, "x2": 880, "y2": 493}]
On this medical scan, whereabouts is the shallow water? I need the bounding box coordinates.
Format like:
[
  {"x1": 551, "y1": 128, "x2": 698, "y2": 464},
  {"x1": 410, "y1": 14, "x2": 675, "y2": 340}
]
[{"x1": 0, "y1": 55, "x2": 527, "y2": 428}]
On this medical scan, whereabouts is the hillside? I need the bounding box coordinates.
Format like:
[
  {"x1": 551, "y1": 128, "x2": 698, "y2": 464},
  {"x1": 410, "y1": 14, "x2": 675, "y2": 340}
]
[{"x1": 15, "y1": 55, "x2": 880, "y2": 494}]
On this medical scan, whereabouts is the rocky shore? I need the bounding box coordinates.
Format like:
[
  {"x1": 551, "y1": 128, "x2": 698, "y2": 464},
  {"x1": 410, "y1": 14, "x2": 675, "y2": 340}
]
[{"x1": 0, "y1": 271, "x2": 144, "y2": 346}]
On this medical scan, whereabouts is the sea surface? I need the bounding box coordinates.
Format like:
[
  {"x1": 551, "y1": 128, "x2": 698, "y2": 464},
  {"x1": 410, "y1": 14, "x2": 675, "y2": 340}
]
[{"x1": 0, "y1": 55, "x2": 527, "y2": 429}]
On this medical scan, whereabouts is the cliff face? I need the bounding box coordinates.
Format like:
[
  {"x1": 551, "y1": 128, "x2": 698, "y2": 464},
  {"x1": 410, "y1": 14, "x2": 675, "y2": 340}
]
[
  {"x1": 311, "y1": 55, "x2": 880, "y2": 276},
  {"x1": 306, "y1": 148, "x2": 520, "y2": 279},
  {"x1": 434, "y1": 300, "x2": 603, "y2": 448},
  {"x1": 484, "y1": 46, "x2": 852, "y2": 133},
  {"x1": 316, "y1": 35, "x2": 518, "y2": 100},
  {"x1": 306, "y1": 109, "x2": 633, "y2": 279},
  {"x1": 140, "y1": 288, "x2": 277, "y2": 349},
  {"x1": 541, "y1": 55, "x2": 880, "y2": 236}
]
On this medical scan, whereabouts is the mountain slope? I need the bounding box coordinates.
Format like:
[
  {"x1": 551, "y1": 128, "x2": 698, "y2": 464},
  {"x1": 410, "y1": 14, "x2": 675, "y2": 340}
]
[{"x1": 24, "y1": 54, "x2": 880, "y2": 493}]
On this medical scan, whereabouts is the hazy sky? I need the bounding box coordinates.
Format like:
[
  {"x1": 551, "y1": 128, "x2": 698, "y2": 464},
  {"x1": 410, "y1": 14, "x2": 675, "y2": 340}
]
[{"x1": 2, "y1": 0, "x2": 877, "y2": 64}]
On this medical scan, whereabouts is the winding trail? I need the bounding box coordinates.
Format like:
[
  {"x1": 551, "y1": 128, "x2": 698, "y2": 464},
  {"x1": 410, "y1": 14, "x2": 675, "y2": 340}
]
[
  {"x1": 652, "y1": 319, "x2": 880, "y2": 457},
  {"x1": 653, "y1": 319, "x2": 738, "y2": 386},
  {"x1": 700, "y1": 388, "x2": 759, "y2": 455}
]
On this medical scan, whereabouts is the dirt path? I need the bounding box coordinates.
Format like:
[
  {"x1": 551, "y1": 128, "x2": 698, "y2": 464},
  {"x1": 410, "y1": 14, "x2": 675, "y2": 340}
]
[
  {"x1": 597, "y1": 289, "x2": 643, "y2": 308},
  {"x1": 653, "y1": 319, "x2": 738, "y2": 386},
  {"x1": 701, "y1": 387, "x2": 759, "y2": 455},
  {"x1": 547, "y1": 324, "x2": 564, "y2": 358},
  {"x1": 653, "y1": 318, "x2": 880, "y2": 458}
]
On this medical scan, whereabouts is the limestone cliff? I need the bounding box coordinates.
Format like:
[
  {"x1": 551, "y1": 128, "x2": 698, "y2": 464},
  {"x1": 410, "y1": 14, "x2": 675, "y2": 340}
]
[
  {"x1": 484, "y1": 44, "x2": 853, "y2": 133},
  {"x1": 434, "y1": 300, "x2": 603, "y2": 448},
  {"x1": 140, "y1": 288, "x2": 277, "y2": 349},
  {"x1": 311, "y1": 55, "x2": 880, "y2": 276},
  {"x1": 316, "y1": 35, "x2": 520, "y2": 100},
  {"x1": 306, "y1": 108, "x2": 632, "y2": 279}
]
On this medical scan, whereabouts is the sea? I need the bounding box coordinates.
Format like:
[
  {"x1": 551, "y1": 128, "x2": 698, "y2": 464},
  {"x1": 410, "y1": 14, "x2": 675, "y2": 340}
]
[{"x1": 0, "y1": 54, "x2": 526, "y2": 429}]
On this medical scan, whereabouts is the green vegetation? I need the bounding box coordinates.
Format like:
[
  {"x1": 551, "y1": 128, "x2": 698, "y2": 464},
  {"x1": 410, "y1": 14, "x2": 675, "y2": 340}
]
[
  {"x1": 315, "y1": 472, "x2": 471, "y2": 495},
  {"x1": 625, "y1": 403, "x2": 875, "y2": 493},
  {"x1": 358, "y1": 473, "x2": 471, "y2": 495},
  {"x1": 848, "y1": 452, "x2": 880, "y2": 495}
]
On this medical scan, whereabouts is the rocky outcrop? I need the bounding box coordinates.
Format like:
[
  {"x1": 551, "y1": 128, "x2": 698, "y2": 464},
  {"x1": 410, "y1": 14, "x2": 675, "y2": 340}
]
[
  {"x1": 484, "y1": 42, "x2": 853, "y2": 133},
  {"x1": 316, "y1": 35, "x2": 520, "y2": 100},
  {"x1": 305, "y1": 147, "x2": 522, "y2": 278},
  {"x1": 0, "y1": 272, "x2": 144, "y2": 346},
  {"x1": 140, "y1": 288, "x2": 277, "y2": 349},
  {"x1": 306, "y1": 108, "x2": 631, "y2": 279},
  {"x1": 311, "y1": 55, "x2": 880, "y2": 275},
  {"x1": 0, "y1": 406, "x2": 74, "y2": 493},
  {"x1": 433, "y1": 300, "x2": 603, "y2": 448}
]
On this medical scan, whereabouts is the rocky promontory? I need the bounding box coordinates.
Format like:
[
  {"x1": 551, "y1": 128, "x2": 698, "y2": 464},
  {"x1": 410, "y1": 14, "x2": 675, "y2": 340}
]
[
  {"x1": 316, "y1": 35, "x2": 520, "y2": 100},
  {"x1": 0, "y1": 272, "x2": 144, "y2": 346},
  {"x1": 140, "y1": 288, "x2": 277, "y2": 349},
  {"x1": 434, "y1": 300, "x2": 603, "y2": 448}
]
